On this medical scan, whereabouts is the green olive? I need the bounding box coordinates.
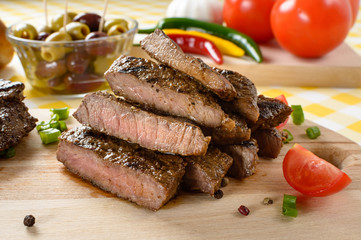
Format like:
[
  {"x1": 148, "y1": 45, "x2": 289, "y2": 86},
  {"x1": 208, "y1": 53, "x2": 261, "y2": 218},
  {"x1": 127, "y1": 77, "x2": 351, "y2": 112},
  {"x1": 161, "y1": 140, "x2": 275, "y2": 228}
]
[
  {"x1": 50, "y1": 12, "x2": 77, "y2": 32},
  {"x1": 93, "y1": 55, "x2": 117, "y2": 75},
  {"x1": 107, "y1": 24, "x2": 128, "y2": 36},
  {"x1": 60, "y1": 22, "x2": 90, "y2": 40},
  {"x1": 37, "y1": 25, "x2": 53, "y2": 34},
  {"x1": 13, "y1": 23, "x2": 38, "y2": 40},
  {"x1": 41, "y1": 31, "x2": 72, "y2": 62},
  {"x1": 104, "y1": 18, "x2": 128, "y2": 33}
]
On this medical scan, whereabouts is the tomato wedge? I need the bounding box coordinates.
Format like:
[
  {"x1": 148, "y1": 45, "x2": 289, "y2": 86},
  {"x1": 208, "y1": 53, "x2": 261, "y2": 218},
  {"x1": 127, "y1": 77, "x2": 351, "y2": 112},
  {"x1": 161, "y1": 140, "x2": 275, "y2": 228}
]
[
  {"x1": 283, "y1": 144, "x2": 352, "y2": 197},
  {"x1": 275, "y1": 94, "x2": 289, "y2": 129}
]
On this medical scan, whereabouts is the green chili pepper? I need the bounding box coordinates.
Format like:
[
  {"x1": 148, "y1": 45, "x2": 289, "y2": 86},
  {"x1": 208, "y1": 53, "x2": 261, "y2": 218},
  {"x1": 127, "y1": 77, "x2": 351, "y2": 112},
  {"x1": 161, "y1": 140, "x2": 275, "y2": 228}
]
[
  {"x1": 138, "y1": 17, "x2": 263, "y2": 63},
  {"x1": 282, "y1": 129, "x2": 294, "y2": 144},
  {"x1": 282, "y1": 194, "x2": 298, "y2": 217},
  {"x1": 39, "y1": 128, "x2": 61, "y2": 144},
  {"x1": 50, "y1": 107, "x2": 69, "y2": 120},
  {"x1": 306, "y1": 126, "x2": 321, "y2": 139},
  {"x1": 291, "y1": 105, "x2": 304, "y2": 125}
]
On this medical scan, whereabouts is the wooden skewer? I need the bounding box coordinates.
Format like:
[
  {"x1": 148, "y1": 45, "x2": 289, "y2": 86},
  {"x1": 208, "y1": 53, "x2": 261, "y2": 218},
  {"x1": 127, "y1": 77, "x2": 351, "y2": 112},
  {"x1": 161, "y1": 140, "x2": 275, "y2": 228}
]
[
  {"x1": 98, "y1": 0, "x2": 109, "y2": 32},
  {"x1": 43, "y1": 0, "x2": 48, "y2": 27},
  {"x1": 63, "y1": 0, "x2": 68, "y2": 32}
]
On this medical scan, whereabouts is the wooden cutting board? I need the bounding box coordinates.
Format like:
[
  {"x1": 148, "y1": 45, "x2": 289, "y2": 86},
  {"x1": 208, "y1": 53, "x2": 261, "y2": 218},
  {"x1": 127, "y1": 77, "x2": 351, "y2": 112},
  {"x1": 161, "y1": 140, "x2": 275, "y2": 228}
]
[
  {"x1": 131, "y1": 41, "x2": 361, "y2": 88},
  {"x1": 1, "y1": 109, "x2": 361, "y2": 240}
]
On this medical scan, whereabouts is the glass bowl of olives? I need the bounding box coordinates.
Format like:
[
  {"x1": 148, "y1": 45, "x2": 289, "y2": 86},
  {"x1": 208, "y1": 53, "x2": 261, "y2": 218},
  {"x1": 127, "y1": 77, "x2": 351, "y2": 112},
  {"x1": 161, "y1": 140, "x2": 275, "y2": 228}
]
[{"x1": 6, "y1": 13, "x2": 138, "y2": 95}]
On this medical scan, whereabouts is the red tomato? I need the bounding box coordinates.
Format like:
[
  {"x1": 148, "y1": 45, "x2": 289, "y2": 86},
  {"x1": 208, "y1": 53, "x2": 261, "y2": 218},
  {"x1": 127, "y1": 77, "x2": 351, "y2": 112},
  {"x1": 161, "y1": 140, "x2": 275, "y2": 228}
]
[
  {"x1": 283, "y1": 144, "x2": 352, "y2": 197},
  {"x1": 223, "y1": 0, "x2": 276, "y2": 43},
  {"x1": 275, "y1": 94, "x2": 289, "y2": 128},
  {"x1": 271, "y1": 0, "x2": 352, "y2": 57},
  {"x1": 349, "y1": 0, "x2": 360, "y2": 26}
]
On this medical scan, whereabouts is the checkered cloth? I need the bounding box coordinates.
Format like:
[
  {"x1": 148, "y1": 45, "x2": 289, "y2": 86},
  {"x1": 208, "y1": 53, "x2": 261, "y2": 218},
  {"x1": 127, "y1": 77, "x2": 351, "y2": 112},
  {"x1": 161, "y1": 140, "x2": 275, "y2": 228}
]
[{"x1": 1, "y1": 0, "x2": 361, "y2": 145}]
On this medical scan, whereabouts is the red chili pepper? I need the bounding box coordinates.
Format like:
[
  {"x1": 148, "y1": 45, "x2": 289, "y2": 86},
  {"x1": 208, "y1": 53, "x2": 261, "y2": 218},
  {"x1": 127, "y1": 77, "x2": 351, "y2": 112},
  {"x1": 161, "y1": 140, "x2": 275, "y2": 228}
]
[{"x1": 167, "y1": 34, "x2": 223, "y2": 64}]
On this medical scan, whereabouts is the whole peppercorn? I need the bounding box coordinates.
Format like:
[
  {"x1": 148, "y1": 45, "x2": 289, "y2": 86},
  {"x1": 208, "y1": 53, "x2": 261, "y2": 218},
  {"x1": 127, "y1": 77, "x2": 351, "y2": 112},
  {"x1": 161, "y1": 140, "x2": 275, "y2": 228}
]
[
  {"x1": 23, "y1": 215, "x2": 35, "y2": 227},
  {"x1": 213, "y1": 189, "x2": 224, "y2": 199}
]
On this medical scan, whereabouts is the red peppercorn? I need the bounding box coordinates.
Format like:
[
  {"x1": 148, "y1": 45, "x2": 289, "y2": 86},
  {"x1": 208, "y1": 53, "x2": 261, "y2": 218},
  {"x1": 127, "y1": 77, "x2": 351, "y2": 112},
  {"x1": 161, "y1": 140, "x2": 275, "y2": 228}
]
[{"x1": 238, "y1": 205, "x2": 250, "y2": 216}]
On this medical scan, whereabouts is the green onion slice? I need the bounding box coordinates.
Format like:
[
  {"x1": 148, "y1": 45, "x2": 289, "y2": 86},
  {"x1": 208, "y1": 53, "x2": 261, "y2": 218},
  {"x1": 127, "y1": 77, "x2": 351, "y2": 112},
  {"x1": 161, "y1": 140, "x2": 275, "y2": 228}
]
[
  {"x1": 282, "y1": 194, "x2": 298, "y2": 217},
  {"x1": 58, "y1": 121, "x2": 67, "y2": 132},
  {"x1": 282, "y1": 129, "x2": 294, "y2": 144},
  {"x1": 0, "y1": 147, "x2": 16, "y2": 158},
  {"x1": 306, "y1": 126, "x2": 321, "y2": 139},
  {"x1": 291, "y1": 105, "x2": 304, "y2": 125},
  {"x1": 50, "y1": 107, "x2": 69, "y2": 120},
  {"x1": 39, "y1": 128, "x2": 61, "y2": 144}
]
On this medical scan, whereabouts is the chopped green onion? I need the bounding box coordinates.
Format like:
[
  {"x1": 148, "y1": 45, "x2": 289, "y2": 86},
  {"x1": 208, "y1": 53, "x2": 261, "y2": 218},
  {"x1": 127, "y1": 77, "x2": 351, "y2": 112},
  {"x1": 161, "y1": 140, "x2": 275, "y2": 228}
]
[
  {"x1": 50, "y1": 107, "x2": 69, "y2": 120},
  {"x1": 50, "y1": 121, "x2": 60, "y2": 129},
  {"x1": 50, "y1": 113, "x2": 60, "y2": 122},
  {"x1": 36, "y1": 121, "x2": 51, "y2": 132},
  {"x1": 282, "y1": 129, "x2": 294, "y2": 144},
  {"x1": 39, "y1": 128, "x2": 61, "y2": 144},
  {"x1": 0, "y1": 147, "x2": 16, "y2": 158},
  {"x1": 306, "y1": 126, "x2": 321, "y2": 139},
  {"x1": 282, "y1": 194, "x2": 298, "y2": 217},
  {"x1": 291, "y1": 105, "x2": 304, "y2": 125},
  {"x1": 58, "y1": 121, "x2": 67, "y2": 132}
]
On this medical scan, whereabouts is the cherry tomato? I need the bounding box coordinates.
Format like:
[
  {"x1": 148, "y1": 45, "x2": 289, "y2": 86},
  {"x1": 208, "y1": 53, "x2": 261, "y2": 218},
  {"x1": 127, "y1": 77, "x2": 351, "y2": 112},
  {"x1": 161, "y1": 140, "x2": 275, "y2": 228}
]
[
  {"x1": 275, "y1": 94, "x2": 289, "y2": 129},
  {"x1": 223, "y1": 0, "x2": 276, "y2": 43},
  {"x1": 283, "y1": 144, "x2": 352, "y2": 197},
  {"x1": 271, "y1": 0, "x2": 352, "y2": 58},
  {"x1": 349, "y1": 0, "x2": 360, "y2": 26}
]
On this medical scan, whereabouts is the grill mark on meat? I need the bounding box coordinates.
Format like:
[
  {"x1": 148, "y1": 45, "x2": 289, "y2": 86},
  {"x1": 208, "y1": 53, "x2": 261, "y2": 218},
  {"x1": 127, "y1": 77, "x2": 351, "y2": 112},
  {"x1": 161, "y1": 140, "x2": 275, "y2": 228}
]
[
  {"x1": 213, "y1": 68, "x2": 259, "y2": 123},
  {"x1": 73, "y1": 91, "x2": 211, "y2": 156},
  {"x1": 251, "y1": 95, "x2": 293, "y2": 130},
  {"x1": 105, "y1": 55, "x2": 225, "y2": 128},
  {"x1": 57, "y1": 126, "x2": 185, "y2": 210},
  {"x1": 182, "y1": 146, "x2": 233, "y2": 195},
  {"x1": 252, "y1": 128, "x2": 283, "y2": 158},
  {"x1": 140, "y1": 29, "x2": 236, "y2": 101},
  {"x1": 220, "y1": 140, "x2": 258, "y2": 180},
  {"x1": 0, "y1": 80, "x2": 37, "y2": 151}
]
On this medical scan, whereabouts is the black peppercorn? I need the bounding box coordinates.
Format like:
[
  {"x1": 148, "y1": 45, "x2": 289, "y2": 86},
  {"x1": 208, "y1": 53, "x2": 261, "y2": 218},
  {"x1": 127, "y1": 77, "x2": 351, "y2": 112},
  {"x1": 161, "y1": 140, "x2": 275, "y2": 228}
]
[
  {"x1": 23, "y1": 215, "x2": 35, "y2": 227},
  {"x1": 214, "y1": 189, "x2": 224, "y2": 199}
]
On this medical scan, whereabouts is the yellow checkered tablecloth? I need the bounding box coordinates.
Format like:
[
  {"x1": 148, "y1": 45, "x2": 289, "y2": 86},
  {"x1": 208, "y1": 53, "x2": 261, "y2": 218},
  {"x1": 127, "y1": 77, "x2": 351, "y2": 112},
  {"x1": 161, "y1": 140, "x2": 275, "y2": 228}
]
[{"x1": 1, "y1": 0, "x2": 361, "y2": 145}]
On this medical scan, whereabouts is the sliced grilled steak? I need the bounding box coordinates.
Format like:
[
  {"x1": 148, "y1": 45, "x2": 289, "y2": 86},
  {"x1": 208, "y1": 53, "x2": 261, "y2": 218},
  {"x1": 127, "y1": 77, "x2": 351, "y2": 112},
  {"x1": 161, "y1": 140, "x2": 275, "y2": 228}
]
[
  {"x1": 105, "y1": 55, "x2": 225, "y2": 128},
  {"x1": 0, "y1": 79, "x2": 25, "y2": 102},
  {"x1": 251, "y1": 95, "x2": 293, "y2": 130},
  {"x1": 203, "y1": 114, "x2": 251, "y2": 145},
  {"x1": 252, "y1": 128, "x2": 283, "y2": 158},
  {"x1": 220, "y1": 140, "x2": 258, "y2": 180},
  {"x1": 140, "y1": 29, "x2": 236, "y2": 101},
  {"x1": 182, "y1": 147, "x2": 233, "y2": 195},
  {"x1": 73, "y1": 91, "x2": 211, "y2": 156},
  {"x1": 0, "y1": 80, "x2": 37, "y2": 151},
  {"x1": 214, "y1": 68, "x2": 259, "y2": 123},
  {"x1": 57, "y1": 126, "x2": 185, "y2": 211}
]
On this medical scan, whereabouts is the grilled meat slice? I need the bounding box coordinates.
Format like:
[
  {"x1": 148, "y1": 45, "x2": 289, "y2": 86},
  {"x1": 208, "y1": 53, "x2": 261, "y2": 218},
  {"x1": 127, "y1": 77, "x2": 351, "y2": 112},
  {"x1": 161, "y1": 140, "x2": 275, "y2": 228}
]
[
  {"x1": 0, "y1": 100, "x2": 37, "y2": 151},
  {"x1": 73, "y1": 91, "x2": 211, "y2": 156},
  {"x1": 105, "y1": 55, "x2": 226, "y2": 128},
  {"x1": 251, "y1": 95, "x2": 293, "y2": 130},
  {"x1": 182, "y1": 147, "x2": 233, "y2": 195},
  {"x1": 220, "y1": 140, "x2": 258, "y2": 180},
  {"x1": 203, "y1": 114, "x2": 251, "y2": 145},
  {"x1": 57, "y1": 126, "x2": 185, "y2": 211},
  {"x1": 0, "y1": 80, "x2": 37, "y2": 151},
  {"x1": 252, "y1": 128, "x2": 283, "y2": 158},
  {"x1": 0, "y1": 79, "x2": 25, "y2": 103},
  {"x1": 140, "y1": 29, "x2": 236, "y2": 101},
  {"x1": 214, "y1": 68, "x2": 259, "y2": 123}
]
